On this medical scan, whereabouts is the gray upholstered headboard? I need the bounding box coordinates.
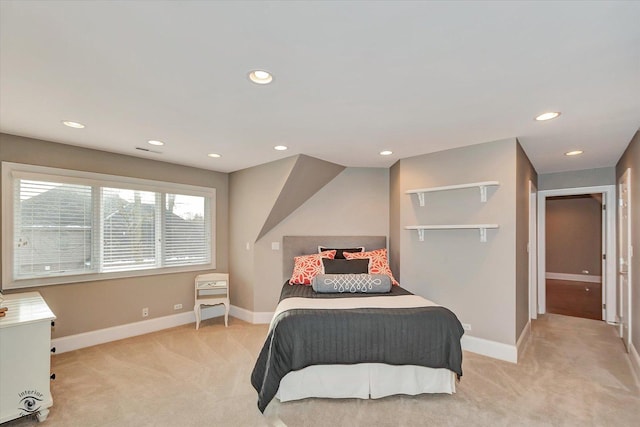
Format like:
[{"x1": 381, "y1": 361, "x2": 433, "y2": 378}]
[{"x1": 282, "y1": 235, "x2": 387, "y2": 282}]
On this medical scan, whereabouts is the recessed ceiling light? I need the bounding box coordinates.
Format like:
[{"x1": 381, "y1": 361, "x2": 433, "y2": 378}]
[
  {"x1": 207, "y1": 153, "x2": 221, "y2": 158},
  {"x1": 249, "y1": 70, "x2": 273, "y2": 85},
  {"x1": 380, "y1": 150, "x2": 393, "y2": 156},
  {"x1": 535, "y1": 112, "x2": 561, "y2": 121},
  {"x1": 148, "y1": 140, "x2": 164, "y2": 146},
  {"x1": 62, "y1": 120, "x2": 85, "y2": 129},
  {"x1": 274, "y1": 145, "x2": 288, "y2": 151},
  {"x1": 565, "y1": 150, "x2": 583, "y2": 156}
]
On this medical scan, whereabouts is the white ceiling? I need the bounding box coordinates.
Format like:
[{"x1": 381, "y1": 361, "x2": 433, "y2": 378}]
[{"x1": 1, "y1": 1, "x2": 639, "y2": 174}]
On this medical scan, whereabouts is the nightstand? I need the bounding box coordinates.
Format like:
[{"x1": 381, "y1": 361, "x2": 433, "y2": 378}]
[{"x1": 194, "y1": 273, "x2": 229, "y2": 329}]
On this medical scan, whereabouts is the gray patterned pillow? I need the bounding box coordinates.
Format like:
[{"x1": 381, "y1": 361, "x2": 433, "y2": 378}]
[{"x1": 311, "y1": 274, "x2": 391, "y2": 293}]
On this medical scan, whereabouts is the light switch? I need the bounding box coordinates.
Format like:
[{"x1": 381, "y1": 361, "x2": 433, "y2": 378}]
[{"x1": 271, "y1": 242, "x2": 280, "y2": 250}]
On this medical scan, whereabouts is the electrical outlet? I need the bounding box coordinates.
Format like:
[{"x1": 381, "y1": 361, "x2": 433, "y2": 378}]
[
  {"x1": 462, "y1": 323, "x2": 471, "y2": 331},
  {"x1": 173, "y1": 303, "x2": 183, "y2": 310},
  {"x1": 142, "y1": 307, "x2": 149, "y2": 317}
]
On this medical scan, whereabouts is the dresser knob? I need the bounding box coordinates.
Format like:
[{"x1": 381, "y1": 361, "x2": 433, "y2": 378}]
[
  {"x1": 51, "y1": 347, "x2": 56, "y2": 353},
  {"x1": 50, "y1": 373, "x2": 56, "y2": 380}
]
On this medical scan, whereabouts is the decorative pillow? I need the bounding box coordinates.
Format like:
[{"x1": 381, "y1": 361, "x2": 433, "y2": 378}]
[
  {"x1": 318, "y1": 246, "x2": 365, "y2": 259},
  {"x1": 312, "y1": 274, "x2": 392, "y2": 293},
  {"x1": 322, "y1": 258, "x2": 369, "y2": 274},
  {"x1": 343, "y1": 248, "x2": 399, "y2": 286},
  {"x1": 289, "y1": 250, "x2": 337, "y2": 285}
]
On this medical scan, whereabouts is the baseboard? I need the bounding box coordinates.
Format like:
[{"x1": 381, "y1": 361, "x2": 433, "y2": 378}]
[
  {"x1": 53, "y1": 307, "x2": 514, "y2": 365},
  {"x1": 516, "y1": 321, "x2": 531, "y2": 362},
  {"x1": 53, "y1": 304, "x2": 228, "y2": 354},
  {"x1": 630, "y1": 341, "x2": 640, "y2": 382},
  {"x1": 229, "y1": 305, "x2": 273, "y2": 324},
  {"x1": 546, "y1": 272, "x2": 601, "y2": 283},
  {"x1": 461, "y1": 335, "x2": 517, "y2": 363}
]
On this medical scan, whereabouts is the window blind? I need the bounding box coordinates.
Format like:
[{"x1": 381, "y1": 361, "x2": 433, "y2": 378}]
[
  {"x1": 14, "y1": 179, "x2": 94, "y2": 278},
  {"x1": 102, "y1": 188, "x2": 158, "y2": 271},
  {"x1": 4, "y1": 162, "x2": 215, "y2": 288},
  {"x1": 164, "y1": 194, "x2": 210, "y2": 266}
]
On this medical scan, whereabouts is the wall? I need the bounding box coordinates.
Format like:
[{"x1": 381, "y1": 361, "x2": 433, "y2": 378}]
[
  {"x1": 546, "y1": 195, "x2": 602, "y2": 276},
  {"x1": 616, "y1": 130, "x2": 640, "y2": 361},
  {"x1": 538, "y1": 167, "x2": 616, "y2": 190},
  {"x1": 392, "y1": 138, "x2": 519, "y2": 346},
  {"x1": 229, "y1": 155, "x2": 386, "y2": 313},
  {"x1": 515, "y1": 142, "x2": 538, "y2": 339},
  {"x1": 228, "y1": 156, "x2": 297, "y2": 312},
  {"x1": 389, "y1": 161, "x2": 401, "y2": 282},
  {"x1": 255, "y1": 167, "x2": 389, "y2": 311},
  {"x1": 0, "y1": 133, "x2": 229, "y2": 338}
]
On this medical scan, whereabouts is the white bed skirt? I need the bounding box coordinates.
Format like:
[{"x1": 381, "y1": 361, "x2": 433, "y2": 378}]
[{"x1": 275, "y1": 364, "x2": 456, "y2": 402}]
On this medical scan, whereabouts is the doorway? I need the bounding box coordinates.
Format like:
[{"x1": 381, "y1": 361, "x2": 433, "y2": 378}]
[
  {"x1": 537, "y1": 185, "x2": 617, "y2": 323},
  {"x1": 545, "y1": 194, "x2": 602, "y2": 320}
]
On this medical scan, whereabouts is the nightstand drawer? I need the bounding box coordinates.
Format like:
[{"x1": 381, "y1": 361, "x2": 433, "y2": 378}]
[
  {"x1": 198, "y1": 287, "x2": 227, "y2": 296},
  {"x1": 197, "y1": 280, "x2": 227, "y2": 290}
]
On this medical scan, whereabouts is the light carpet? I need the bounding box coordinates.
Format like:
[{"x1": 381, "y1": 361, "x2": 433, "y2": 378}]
[{"x1": 4, "y1": 313, "x2": 639, "y2": 426}]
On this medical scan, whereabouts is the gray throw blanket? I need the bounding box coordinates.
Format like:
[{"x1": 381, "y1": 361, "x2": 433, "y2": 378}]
[{"x1": 250, "y1": 283, "x2": 464, "y2": 413}]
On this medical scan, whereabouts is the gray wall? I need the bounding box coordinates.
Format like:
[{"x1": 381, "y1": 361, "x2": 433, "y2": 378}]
[
  {"x1": 228, "y1": 156, "x2": 297, "y2": 311},
  {"x1": 392, "y1": 138, "x2": 520, "y2": 346},
  {"x1": 516, "y1": 142, "x2": 538, "y2": 339},
  {"x1": 0, "y1": 133, "x2": 229, "y2": 338},
  {"x1": 538, "y1": 167, "x2": 616, "y2": 190},
  {"x1": 389, "y1": 161, "x2": 401, "y2": 283},
  {"x1": 616, "y1": 130, "x2": 640, "y2": 356},
  {"x1": 255, "y1": 168, "x2": 389, "y2": 311},
  {"x1": 546, "y1": 195, "x2": 602, "y2": 276},
  {"x1": 230, "y1": 161, "x2": 389, "y2": 313}
]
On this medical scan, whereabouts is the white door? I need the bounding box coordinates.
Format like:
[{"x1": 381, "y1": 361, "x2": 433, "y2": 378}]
[{"x1": 618, "y1": 168, "x2": 632, "y2": 351}]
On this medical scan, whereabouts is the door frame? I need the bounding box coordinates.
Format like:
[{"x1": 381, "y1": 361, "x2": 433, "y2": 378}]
[
  {"x1": 618, "y1": 168, "x2": 632, "y2": 349},
  {"x1": 537, "y1": 185, "x2": 617, "y2": 323},
  {"x1": 529, "y1": 180, "x2": 538, "y2": 320}
]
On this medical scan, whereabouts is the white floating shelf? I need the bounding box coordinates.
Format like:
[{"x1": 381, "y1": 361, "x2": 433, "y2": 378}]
[
  {"x1": 405, "y1": 224, "x2": 499, "y2": 242},
  {"x1": 406, "y1": 181, "x2": 500, "y2": 206}
]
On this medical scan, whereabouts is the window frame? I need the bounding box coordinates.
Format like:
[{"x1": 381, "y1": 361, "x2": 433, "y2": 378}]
[{"x1": 2, "y1": 162, "x2": 216, "y2": 289}]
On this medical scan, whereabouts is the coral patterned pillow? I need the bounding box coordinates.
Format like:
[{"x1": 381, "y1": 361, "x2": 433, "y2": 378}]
[
  {"x1": 289, "y1": 250, "x2": 337, "y2": 285},
  {"x1": 343, "y1": 248, "x2": 399, "y2": 286}
]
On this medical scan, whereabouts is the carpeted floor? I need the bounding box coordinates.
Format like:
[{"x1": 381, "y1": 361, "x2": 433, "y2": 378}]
[{"x1": 3, "y1": 313, "x2": 639, "y2": 427}]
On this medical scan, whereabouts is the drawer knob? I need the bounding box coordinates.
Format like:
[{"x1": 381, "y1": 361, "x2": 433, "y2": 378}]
[
  {"x1": 51, "y1": 347, "x2": 56, "y2": 353},
  {"x1": 50, "y1": 373, "x2": 56, "y2": 380}
]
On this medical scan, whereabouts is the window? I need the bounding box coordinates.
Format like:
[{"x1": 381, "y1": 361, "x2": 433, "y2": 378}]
[{"x1": 2, "y1": 162, "x2": 215, "y2": 289}]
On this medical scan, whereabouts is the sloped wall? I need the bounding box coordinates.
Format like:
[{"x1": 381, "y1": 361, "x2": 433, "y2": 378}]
[
  {"x1": 257, "y1": 155, "x2": 345, "y2": 240},
  {"x1": 228, "y1": 155, "x2": 346, "y2": 311},
  {"x1": 255, "y1": 167, "x2": 389, "y2": 311}
]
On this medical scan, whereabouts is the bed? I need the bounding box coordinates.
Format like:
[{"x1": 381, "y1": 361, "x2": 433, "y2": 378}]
[{"x1": 250, "y1": 236, "x2": 464, "y2": 413}]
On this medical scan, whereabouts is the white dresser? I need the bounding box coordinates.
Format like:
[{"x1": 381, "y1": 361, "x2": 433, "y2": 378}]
[{"x1": 0, "y1": 292, "x2": 56, "y2": 423}]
